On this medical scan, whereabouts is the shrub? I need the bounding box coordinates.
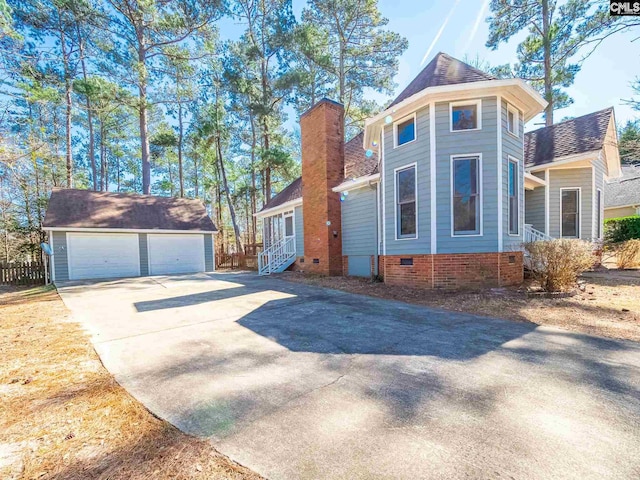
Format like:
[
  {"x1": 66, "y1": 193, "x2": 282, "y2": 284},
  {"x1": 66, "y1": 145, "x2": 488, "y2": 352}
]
[
  {"x1": 616, "y1": 239, "x2": 640, "y2": 269},
  {"x1": 525, "y1": 239, "x2": 595, "y2": 292},
  {"x1": 604, "y1": 215, "x2": 640, "y2": 244}
]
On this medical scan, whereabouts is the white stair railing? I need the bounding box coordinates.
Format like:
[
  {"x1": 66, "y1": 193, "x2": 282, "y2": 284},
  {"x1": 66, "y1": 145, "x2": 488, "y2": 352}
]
[
  {"x1": 524, "y1": 224, "x2": 553, "y2": 243},
  {"x1": 258, "y1": 237, "x2": 296, "y2": 275}
]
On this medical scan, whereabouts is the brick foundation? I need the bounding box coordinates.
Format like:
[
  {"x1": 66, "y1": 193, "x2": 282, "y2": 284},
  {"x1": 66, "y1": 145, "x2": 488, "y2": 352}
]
[{"x1": 382, "y1": 252, "x2": 523, "y2": 289}]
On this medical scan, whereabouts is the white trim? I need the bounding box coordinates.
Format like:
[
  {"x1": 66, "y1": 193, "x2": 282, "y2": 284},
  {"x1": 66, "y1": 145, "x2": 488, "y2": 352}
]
[
  {"x1": 544, "y1": 169, "x2": 550, "y2": 235},
  {"x1": 429, "y1": 101, "x2": 437, "y2": 254},
  {"x1": 497, "y1": 96, "x2": 503, "y2": 251},
  {"x1": 592, "y1": 166, "x2": 596, "y2": 240},
  {"x1": 506, "y1": 103, "x2": 519, "y2": 138},
  {"x1": 46, "y1": 226, "x2": 217, "y2": 234},
  {"x1": 332, "y1": 173, "x2": 380, "y2": 193},
  {"x1": 394, "y1": 162, "x2": 418, "y2": 240},
  {"x1": 449, "y1": 99, "x2": 482, "y2": 133},
  {"x1": 381, "y1": 130, "x2": 386, "y2": 255},
  {"x1": 450, "y1": 153, "x2": 483, "y2": 237},
  {"x1": 524, "y1": 172, "x2": 547, "y2": 188},
  {"x1": 49, "y1": 231, "x2": 56, "y2": 282},
  {"x1": 604, "y1": 203, "x2": 640, "y2": 210},
  {"x1": 560, "y1": 187, "x2": 582, "y2": 239},
  {"x1": 393, "y1": 112, "x2": 417, "y2": 148},
  {"x1": 596, "y1": 188, "x2": 603, "y2": 239},
  {"x1": 146, "y1": 233, "x2": 151, "y2": 275},
  {"x1": 255, "y1": 198, "x2": 303, "y2": 218},
  {"x1": 376, "y1": 180, "x2": 382, "y2": 255},
  {"x1": 527, "y1": 150, "x2": 601, "y2": 172},
  {"x1": 507, "y1": 156, "x2": 520, "y2": 236}
]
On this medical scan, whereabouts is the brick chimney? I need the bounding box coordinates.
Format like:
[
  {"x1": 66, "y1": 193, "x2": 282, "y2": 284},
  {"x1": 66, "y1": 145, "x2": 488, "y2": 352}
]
[{"x1": 300, "y1": 99, "x2": 344, "y2": 276}]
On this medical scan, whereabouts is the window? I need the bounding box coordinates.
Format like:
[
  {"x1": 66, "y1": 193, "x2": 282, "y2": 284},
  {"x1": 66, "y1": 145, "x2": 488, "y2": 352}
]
[
  {"x1": 284, "y1": 213, "x2": 294, "y2": 237},
  {"x1": 394, "y1": 115, "x2": 416, "y2": 147},
  {"x1": 596, "y1": 189, "x2": 602, "y2": 239},
  {"x1": 507, "y1": 105, "x2": 519, "y2": 136},
  {"x1": 508, "y1": 159, "x2": 519, "y2": 235},
  {"x1": 395, "y1": 165, "x2": 417, "y2": 238},
  {"x1": 452, "y1": 156, "x2": 481, "y2": 235},
  {"x1": 451, "y1": 100, "x2": 481, "y2": 131},
  {"x1": 561, "y1": 189, "x2": 580, "y2": 238}
]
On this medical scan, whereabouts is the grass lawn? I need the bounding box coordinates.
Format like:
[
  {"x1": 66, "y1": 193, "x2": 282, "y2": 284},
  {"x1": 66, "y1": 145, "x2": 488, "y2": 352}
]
[
  {"x1": 277, "y1": 268, "x2": 640, "y2": 342},
  {"x1": 0, "y1": 286, "x2": 262, "y2": 480}
]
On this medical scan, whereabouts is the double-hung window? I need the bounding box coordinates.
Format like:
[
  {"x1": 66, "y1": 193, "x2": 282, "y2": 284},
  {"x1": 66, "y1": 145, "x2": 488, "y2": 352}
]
[
  {"x1": 395, "y1": 165, "x2": 417, "y2": 238},
  {"x1": 508, "y1": 158, "x2": 519, "y2": 235},
  {"x1": 507, "y1": 105, "x2": 519, "y2": 136},
  {"x1": 561, "y1": 188, "x2": 580, "y2": 238},
  {"x1": 596, "y1": 189, "x2": 603, "y2": 239},
  {"x1": 452, "y1": 156, "x2": 481, "y2": 235}
]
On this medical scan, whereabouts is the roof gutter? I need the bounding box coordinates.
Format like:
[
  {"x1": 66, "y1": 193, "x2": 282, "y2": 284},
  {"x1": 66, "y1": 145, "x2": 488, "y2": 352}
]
[
  {"x1": 332, "y1": 173, "x2": 380, "y2": 193},
  {"x1": 254, "y1": 198, "x2": 303, "y2": 218},
  {"x1": 526, "y1": 150, "x2": 601, "y2": 172},
  {"x1": 45, "y1": 227, "x2": 218, "y2": 234}
]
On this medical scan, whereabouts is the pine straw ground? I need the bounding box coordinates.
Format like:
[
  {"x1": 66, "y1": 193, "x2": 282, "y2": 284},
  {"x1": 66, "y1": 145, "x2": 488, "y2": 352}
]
[
  {"x1": 277, "y1": 268, "x2": 640, "y2": 342},
  {"x1": 0, "y1": 286, "x2": 262, "y2": 480}
]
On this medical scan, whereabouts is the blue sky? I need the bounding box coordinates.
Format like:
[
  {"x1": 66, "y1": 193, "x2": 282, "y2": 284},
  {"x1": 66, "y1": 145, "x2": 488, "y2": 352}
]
[{"x1": 220, "y1": 0, "x2": 640, "y2": 131}]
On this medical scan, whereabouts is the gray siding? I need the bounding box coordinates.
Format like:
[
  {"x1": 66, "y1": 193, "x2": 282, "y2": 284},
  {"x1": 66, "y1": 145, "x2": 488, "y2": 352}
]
[
  {"x1": 348, "y1": 256, "x2": 372, "y2": 277},
  {"x1": 51, "y1": 231, "x2": 69, "y2": 281},
  {"x1": 383, "y1": 106, "x2": 431, "y2": 254},
  {"x1": 525, "y1": 175, "x2": 546, "y2": 234},
  {"x1": 139, "y1": 233, "x2": 149, "y2": 276},
  {"x1": 342, "y1": 185, "x2": 378, "y2": 255},
  {"x1": 548, "y1": 167, "x2": 593, "y2": 239},
  {"x1": 501, "y1": 101, "x2": 525, "y2": 252},
  {"x1": 204, "y1": 234, "x2": 214, "y2": 271},
  {"x1": 435, "y1": 96, "x2": 499, "y2": 253},
  {"x1": 295, "y1": 205, "x2": 304, "y2": 256}
]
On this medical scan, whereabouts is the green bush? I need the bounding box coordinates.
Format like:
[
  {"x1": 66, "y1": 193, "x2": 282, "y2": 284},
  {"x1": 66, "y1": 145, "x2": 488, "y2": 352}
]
[
  {"x1": 525, "y1": 239, "x2": 595, "y2": 292},
  {"x1": 604, "y1": 215, "x2": 640, "y2": 244}
]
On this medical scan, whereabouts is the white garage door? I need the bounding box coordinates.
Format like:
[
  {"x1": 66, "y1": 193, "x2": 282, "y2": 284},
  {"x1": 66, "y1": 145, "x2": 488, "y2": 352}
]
[
  {"x1": 148, "y1": 234, "x2": 205, "y2": 275},
  {"x1": 68, "y1": 233, "x2": 140, "y2": 280}
]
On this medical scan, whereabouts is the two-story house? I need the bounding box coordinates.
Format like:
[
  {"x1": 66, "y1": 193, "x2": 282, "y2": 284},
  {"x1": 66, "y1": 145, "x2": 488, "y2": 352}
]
[{"x1": 256, "y1": 53, "x2": 621, "y2": 289}]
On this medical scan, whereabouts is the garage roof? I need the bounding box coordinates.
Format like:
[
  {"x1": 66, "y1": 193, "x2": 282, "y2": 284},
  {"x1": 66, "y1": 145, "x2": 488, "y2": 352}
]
[{"x1": 43, "y1": 188, "x2": 217, "y2": 232}]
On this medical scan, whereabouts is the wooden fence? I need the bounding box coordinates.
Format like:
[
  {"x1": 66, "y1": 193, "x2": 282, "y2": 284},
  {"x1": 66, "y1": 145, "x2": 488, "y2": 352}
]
[
  {"x1": 215, "y1": 253, "x2": 258, "y2": 271},
  {"x1": 0, "y1": 261, "x2": 48, "y2": 286}
]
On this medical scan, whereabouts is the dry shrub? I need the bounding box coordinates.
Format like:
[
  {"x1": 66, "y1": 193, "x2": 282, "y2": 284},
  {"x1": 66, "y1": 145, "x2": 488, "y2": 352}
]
[
  {"x1": 616, "y1": 239, "x2": 640, "y2": 269},
  {"x1": 525, "y1": 239, "x2": 595, "y2": 292}
]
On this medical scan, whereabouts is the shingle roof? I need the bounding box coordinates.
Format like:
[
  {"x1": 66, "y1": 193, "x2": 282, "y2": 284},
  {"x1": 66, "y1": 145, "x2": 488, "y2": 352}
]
[
  {"x1": 524, "y1": 108, "x2": 613, "y2": 168},
  {"x1": 344, "y1": 132, "x2": 378, "y2": 179},
  {"x1": 389, "y1": 52, "x2": 495, "y2": 108},
  {"x1": 260, "y1": 176, "x2": 302, "y2": 212},
  {"x1": 605, "y1": 165, "x2": 640, "y2": 208},
  {"x1": 43, "y1": 188, "x2": 217, "y2": 231}
]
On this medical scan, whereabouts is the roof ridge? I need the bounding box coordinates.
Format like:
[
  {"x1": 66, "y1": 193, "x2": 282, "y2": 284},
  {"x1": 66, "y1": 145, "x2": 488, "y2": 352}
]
[{"x1": 525, "y1": 107, "x2": 614, "y2": 136}]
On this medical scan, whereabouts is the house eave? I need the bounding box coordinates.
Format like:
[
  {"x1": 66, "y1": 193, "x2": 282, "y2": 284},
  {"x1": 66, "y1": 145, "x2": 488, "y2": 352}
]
[
  {"x1": 332, "y1": 173, "x2": 380, "y2": 193},
  {"x1": 524, "y1": 172, "x2": 547, "y2": 190},
  {"x1": 526, "y1": 150, "x2": 601, "y2": 172},
  {"x1": 254, "y1": 198, "x2": 303, "y2": 218},
  {"x1": 45, "y1": 227, "x2": 218, "y2": 234},
  {"x1": 363, "y1": 79, "x2": 547, "y2": 150}
]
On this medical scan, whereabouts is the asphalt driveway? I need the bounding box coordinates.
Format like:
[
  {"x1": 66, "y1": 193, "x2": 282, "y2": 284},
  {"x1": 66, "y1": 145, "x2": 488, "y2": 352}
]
[{"x1": 58, "y1": 272, "x2": 640, "y2": 480}]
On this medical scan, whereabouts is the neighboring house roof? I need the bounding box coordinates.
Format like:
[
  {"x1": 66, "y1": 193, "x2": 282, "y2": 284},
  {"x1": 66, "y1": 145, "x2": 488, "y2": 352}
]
[
  {"x1": 344, "y1": 131, "x2": 378, "y2": 179},
  {"x1": 260, "y1": 176, "x2": 303, "y2": 212},
  {"x1": 43, "y1": 188, "x2": 217, "y2": 231},
  {"x1": 524, "y1": 108, "x2": 614, "y2": 168},
  {"x1": 389, "y1": 52, "x2": 496, "y2": 108},
  {"x1": 605, "y1": 165, "x2": 640, "y2": 208}
]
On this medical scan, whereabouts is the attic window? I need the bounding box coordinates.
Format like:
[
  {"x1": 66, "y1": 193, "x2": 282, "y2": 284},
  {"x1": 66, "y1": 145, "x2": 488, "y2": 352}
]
[
  {"x1": 394, "y1": 114, "x2": 416, "y2": 147},
  {"x1": 450, "y1": 100, "x2": 481, "y2": 132}
]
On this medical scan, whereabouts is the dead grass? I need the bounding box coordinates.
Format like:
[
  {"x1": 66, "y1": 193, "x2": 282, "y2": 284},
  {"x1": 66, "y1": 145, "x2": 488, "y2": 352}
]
[
  {"x1": 277, "y1": 269, "x2": 640, "y2": 342},
  {"x1": 0, "y1": 286, "x2": 263, "y2": 480}
]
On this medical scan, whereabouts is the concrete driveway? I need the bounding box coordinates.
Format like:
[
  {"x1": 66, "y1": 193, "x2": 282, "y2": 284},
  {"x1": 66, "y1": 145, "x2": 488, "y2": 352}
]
[{"x1": 58, "y1": 272, "x2": 640, "y2": 480}]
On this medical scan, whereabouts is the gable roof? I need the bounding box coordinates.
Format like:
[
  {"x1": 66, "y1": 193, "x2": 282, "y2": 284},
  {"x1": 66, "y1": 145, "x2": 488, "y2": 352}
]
[
  {"x1": 605, "y1": 165, "x2": 640, "y2": 208},
  {"x1": 344, "y1": 131, "x2": 378, "y2": 179},
  {"x1": 524, "y1": 108, "x2": 614, "y2": 168},
  {"x1": 43, "y1": 188, "x2": 217, "y2": 231},
  {"x1": 260, "y1": 133, "x2": 378, "y2": 213},
  {"x1": 389, "y1": 52, "x2": 496, "y2": 108},
  {"x1": 260, "y1": 176, "x2": 302, "y2": 212}
]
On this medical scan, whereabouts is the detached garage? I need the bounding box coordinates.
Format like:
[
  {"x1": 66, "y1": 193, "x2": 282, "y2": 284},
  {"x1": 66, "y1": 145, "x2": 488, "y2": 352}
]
[{"x1": 43, "y1": 188, "x2": 217, "y2": 282}]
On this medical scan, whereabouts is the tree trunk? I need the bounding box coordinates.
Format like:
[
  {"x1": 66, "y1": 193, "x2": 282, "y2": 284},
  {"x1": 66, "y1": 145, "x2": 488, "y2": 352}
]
[
  {"x1": 100, "y1": 121, "x2": 106, "y2": 191},
  {"x1": 193, "y1": 152, "x2": 199, "y2": 198},
  {"x1": 249, "y1": 111, "x2": 257, "y2": 244},
  {"x1": 59, "y1": 26, "x2": 73, "y2": 188},
  {"x1": 78, "y1": 31, "x2": 97, "y2": 190},
  {"x1": 177, "y1": 92, "x2": 185, "y2": 197},
  {"x1": 137, "y1": 38, "x2": 151, "y2": 194},
  {"x1": 542, "y1": 0, "x2": 553, "y2": 126},
  {"x1": 216, "y1": 135, "x2": 242, "y2": 253}
]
